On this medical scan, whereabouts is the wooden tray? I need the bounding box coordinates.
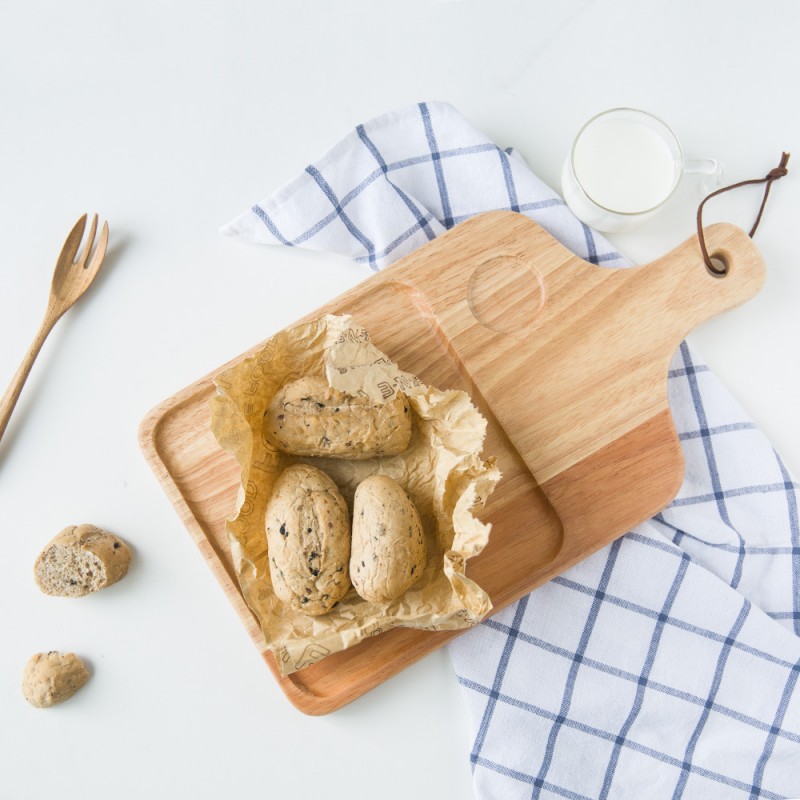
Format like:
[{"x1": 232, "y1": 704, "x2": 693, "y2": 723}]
[{"x1": 139, "y1": 212, "x2": 765, "y2": 714}]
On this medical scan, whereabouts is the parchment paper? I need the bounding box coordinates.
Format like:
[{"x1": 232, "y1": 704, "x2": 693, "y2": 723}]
[{"x1": 210, "y1": 314, "x2": 500, "y2": 675}]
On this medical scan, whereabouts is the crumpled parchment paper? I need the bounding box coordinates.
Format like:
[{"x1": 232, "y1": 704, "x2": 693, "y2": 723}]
[{"x1": 210, "y1": 314, "x2": 500, "y2": 675}]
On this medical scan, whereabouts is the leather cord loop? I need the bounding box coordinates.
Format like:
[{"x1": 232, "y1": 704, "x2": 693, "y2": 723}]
[{"x1": 697, "y1": 152, "x2": 790, "y2": 275}]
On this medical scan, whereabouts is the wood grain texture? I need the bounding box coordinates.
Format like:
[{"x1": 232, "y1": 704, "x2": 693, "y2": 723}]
[{"x1": 139, "y1": 212, "x2": 765, "y2": 715}]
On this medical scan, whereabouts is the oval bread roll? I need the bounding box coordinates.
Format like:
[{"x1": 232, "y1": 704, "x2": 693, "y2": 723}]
[
  {"x1": 350, "y1": 475, "x2": 426, "y2": 603},
  {"x1": 22, "y1": 651, "x2": 90, "y2": 708},
  {"x1": 34, "y1": 524, "x2": 131, "y2": 597},
  {"x1": 263, "y1": 376, "x2": 412, "y2": 460},
  {"x1": 266, "y1": 464, "x2": 351, "y2": 615}
]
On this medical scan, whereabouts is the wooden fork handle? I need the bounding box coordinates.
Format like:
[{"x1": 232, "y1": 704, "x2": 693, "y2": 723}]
[{"x1": 0, "y1": 314, "x2": 58, "y2": 445}]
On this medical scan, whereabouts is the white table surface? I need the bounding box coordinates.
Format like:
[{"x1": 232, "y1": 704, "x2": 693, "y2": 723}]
[{"x1": 1, "y1": 2, "x2": 798, "y2": 798}]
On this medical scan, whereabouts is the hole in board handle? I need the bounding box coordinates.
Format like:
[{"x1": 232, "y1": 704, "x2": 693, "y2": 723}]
[{"x1": 706, "y1": 253, "x2": 729, "y2": 278}]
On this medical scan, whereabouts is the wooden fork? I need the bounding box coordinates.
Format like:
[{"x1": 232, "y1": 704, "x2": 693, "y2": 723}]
[{"x1": 0, "y1": 214, "x2": 109, "y2": 445}]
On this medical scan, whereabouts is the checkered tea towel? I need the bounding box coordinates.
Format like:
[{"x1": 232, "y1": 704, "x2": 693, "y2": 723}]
[{"x1": 223, "y1": 102, "x2": 800, "y2": 799}]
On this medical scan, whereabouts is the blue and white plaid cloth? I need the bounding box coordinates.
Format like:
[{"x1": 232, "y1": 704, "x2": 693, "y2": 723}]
[{"x1": 223, "y1": 102, "x2": 800, "y2": 799}]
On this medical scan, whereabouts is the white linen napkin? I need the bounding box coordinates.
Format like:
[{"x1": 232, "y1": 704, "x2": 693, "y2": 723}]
[{"x1": 223, "y1": 102, "x2": 800, "y2": 799}]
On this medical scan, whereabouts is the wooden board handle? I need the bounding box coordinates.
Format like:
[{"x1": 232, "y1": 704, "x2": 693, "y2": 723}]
[{"x1": 627, "y1": 222, "x2": 767, "y2": 342}]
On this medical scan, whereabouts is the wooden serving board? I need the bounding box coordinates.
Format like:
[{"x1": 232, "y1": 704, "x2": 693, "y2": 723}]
[{"x1": 139, "y1": 212, "x2": 765, "y2": 715}]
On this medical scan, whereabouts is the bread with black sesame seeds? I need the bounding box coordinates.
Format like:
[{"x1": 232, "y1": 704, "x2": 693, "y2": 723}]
[
  {"x1": 263, "y1": 376, "x2": 412, "y2": 459},
  {"x1": 350, "y1": 475, "x2": 426, "y2": 603},
  {"x1": 266, "y1": 464, "x2": 351, "y2": 615}
]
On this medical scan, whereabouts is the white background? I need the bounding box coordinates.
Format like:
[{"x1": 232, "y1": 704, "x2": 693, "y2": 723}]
[{"x1": 1, "y1": 2, "x2": 798, "y2": 798}]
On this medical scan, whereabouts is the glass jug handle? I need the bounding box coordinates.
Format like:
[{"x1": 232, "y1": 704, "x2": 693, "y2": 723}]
[{"x1": 684, "y1": 158, "x2": 724, "y2": 193}]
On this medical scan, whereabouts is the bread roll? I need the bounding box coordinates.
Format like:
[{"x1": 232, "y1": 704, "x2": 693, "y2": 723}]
[
  {"x1": 264, "y1": 376, "x2": 412, "y2": 459},
  {"x1": 266, "y1": 464, "x2": 351, "y2": 615},
  {"x1": 350, "y1": 475, "x2": 426, "y2": 603}
]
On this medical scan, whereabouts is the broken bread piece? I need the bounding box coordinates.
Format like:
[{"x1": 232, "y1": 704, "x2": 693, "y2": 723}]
[
  {"x1": 34, "y1": 524, "x2": 131, "y2": 598},
  {"x1": 22, "y1": 651, "x2": 90, "y2": 708}
]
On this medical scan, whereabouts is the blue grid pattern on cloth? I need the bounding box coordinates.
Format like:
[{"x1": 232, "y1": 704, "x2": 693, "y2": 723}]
[{"x1": 223, "y1": 101, "x2": 800, "y2": 799}]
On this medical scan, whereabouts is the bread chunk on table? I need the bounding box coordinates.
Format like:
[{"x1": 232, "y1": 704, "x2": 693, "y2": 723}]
[{"x1": 34, "y1": 524, "x2": 131, "y2": 597}]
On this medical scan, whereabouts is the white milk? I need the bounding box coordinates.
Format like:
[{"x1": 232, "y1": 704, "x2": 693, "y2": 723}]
[{"x1": 572, "y1": 117, "x2": 678, "y2": 213}]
